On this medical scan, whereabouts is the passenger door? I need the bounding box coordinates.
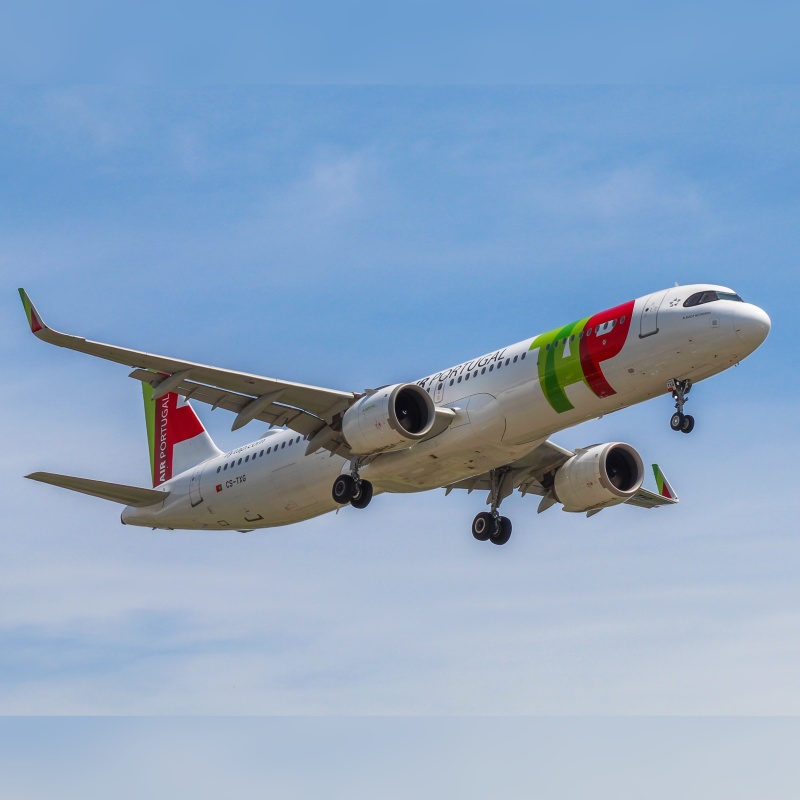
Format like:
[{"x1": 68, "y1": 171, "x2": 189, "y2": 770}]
[
  {"x1": 189, "y1": 464, "x2": 204, "y2": 507},
  {"x1": 639, "y1": 290, "x2": 668, "y2": 338}
]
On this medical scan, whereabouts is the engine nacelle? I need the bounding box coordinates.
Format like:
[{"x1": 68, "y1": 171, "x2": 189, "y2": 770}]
[
  {"x1": 553, "y1": 442, "x2": 644, "y2": 512},
  {"x1": 341, "y1": 383, "x2": 436, "y2": 455}
]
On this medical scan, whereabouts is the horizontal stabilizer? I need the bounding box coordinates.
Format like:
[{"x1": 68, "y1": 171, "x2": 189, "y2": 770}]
[{"x1": 26, "y1": 472, "x2": 169, "y2": 507}]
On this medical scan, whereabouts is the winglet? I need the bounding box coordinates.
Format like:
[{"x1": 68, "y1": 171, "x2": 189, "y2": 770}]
[
  {"x1": 18, "y1": 289, "x2": 47, "y2": 336},
  {"x1": 652, "y1": 464, "x2": 679, "y2": 502}
]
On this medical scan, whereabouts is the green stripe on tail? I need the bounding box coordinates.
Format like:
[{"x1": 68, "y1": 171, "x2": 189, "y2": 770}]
[{"x1": 141, "y1": 380, "x2": 157, "y2": 485}]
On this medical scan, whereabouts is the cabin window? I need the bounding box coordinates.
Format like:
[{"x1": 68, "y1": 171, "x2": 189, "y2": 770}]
[
  {"x1": 481, "y1": 367, "x2": 486, "y2": 374},
  {"x1": 620, "y1": 315, "x2": 626, "y2": 324},
  {"x1": 521, "y1": 352, "x2": 526, "y2": 359},
  {"x1": 465, "y1": 373, "x2": 470, "y2": 380},
  {"x1": 513, "y1": 355, "x2": 518, "y2": 363},
  {"x1": 296, "y1": 437, "x2": 301, "y2": 443},
  {"x1": 237, "y1": 458, "x2": 242, "y2": 465},
  {"x1": 281, "y1": 442, "x2": 285, "y2": 449},
  {"x1": 223, "y1": 464, "x2": 228, "y2": 471},
  {"x1": 489, "y1": 364, "x2": 494, "y2": 371},
  {"x1": 260, "y1": 450, "x2": 264, "y2": 457},
  {"x1": 216, "y1": 466, "x2": 221, "y2": 473},
  {"x1": 457, "y1": 376, "x2": 462, "y2": 383},
  {"x1": 505, "y1": 358, "x2": 510, "y2": 365},
  {"x1": 449, "y1": 379, "x2": 454, "y2": 386}
]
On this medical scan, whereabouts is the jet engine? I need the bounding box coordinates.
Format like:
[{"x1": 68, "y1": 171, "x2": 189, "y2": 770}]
[
  {"x1": 553, "y1": 442, "x2": 644, "y2": 512},
  {"x1": 341, "y1": 383, "x2": 436, "y2": 455}
]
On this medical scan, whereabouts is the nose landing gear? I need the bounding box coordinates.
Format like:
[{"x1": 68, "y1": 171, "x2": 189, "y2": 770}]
[
  {"x1": 471, "y1": 467, "x2": 514, "y2": 545},
  {"x1": 667, "y1": 378, "x2": 695, "y2": 434}
]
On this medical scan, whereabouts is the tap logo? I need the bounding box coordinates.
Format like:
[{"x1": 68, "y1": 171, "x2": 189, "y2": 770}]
[{"x1": 529, "y1": 300, "x2": 635, "y2": 413}]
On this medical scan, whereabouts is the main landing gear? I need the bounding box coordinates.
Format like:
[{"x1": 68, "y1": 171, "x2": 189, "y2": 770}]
[
  {"x1": 667, "y1": 378, "x2": 695, "y2": 434},
  {"x1": 332, "y1": 463, "x2": 374, "y2": 509},
  {"x1": 471, "y1": 467, "x2": 513, "y2": 546}
]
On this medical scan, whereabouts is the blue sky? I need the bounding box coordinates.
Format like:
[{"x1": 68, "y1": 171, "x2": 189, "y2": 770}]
[
  {"x1": 3, "y1": 2, "x2": 800, "y2": 82},
  {"x1": 2, "y1": 717, "x2": 800, "y2": 799},
  {"x1": 1, "y1": 87, "x2": 799, "y2": 776}
]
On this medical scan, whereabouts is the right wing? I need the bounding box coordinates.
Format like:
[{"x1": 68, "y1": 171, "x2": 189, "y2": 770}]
[{"x1": 19, "y1": 289, "x2": 358, "y2": 456}]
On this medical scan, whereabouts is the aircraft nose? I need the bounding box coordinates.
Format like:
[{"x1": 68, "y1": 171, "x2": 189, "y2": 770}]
[{"x1": 734, "y1": 304, "x2": 771, "y2": 350}]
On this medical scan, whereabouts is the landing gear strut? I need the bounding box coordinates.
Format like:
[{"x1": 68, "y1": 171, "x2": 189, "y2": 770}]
[
  {"x1": 332, "y1": 460, "x2": 374, "y2": 509},
  {"x1": 471, "y1": 467, "x2": 513, "y2": 545},
  {"x1": 668, "y1": 378, "x2": 695, "y2": 434}
]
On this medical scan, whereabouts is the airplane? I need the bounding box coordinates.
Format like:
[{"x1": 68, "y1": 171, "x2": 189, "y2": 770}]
[{"x1": 19, "y1": 284, "x2": 770, "y2": 545}]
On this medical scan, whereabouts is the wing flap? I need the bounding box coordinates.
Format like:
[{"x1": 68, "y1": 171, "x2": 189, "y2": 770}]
[
  {"x1": 26, "y1": 472, "x2": 169, "y2": 507},
  {"x1": 128, "y1": 370, "x2": 349, "y2": 454},
  {"x1": 444, "y1": 438, "x2": 570, "y2": 497}
]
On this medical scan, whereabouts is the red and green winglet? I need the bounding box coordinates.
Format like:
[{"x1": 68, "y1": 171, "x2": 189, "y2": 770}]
[
  {"x1": 652, "y1": 464, "x2": 678, "y2": 502},
  {"x1": 19, "y1": 288, "x2": 46, "y2": 334}
]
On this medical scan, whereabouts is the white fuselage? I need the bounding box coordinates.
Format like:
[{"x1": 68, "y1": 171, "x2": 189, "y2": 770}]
[{"x1": 121, "y1": 284, "x2": 770, "y2": 531}]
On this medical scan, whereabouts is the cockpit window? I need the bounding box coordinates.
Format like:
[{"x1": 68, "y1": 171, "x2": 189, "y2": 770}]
[{"x1": 683, "y1": 290, "x2": 744, "y2": 308}]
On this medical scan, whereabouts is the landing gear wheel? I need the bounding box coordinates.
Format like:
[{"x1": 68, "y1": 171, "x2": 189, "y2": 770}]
[
  {"x1": 350, "y1": 480, "x2": 374, "y2": 509},
  {"x1": 670, "y1": 412, "x2": 685, "y2": 431},
  {"x1": 668, "y1": 378, "x2": 693, "y2": 433},
  {"x1": 472, "y1": 512, "x2": 495, "y2": 541},
  {"x1": 332, "y1": 474, "x2": 356, "y2": 504},
  {"x1": 490, "y1": 516, "x2": 512, "y2": 546}
]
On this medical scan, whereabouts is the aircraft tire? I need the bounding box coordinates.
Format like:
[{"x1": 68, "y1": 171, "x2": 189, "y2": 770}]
[
  {"x1": 490, "y1": 516, "x2": 512, "y2": 546},
  {"x1": 472, "y1": 512, "x2": 494, "y2": 541},
  {"x1": 350, "y1": 480, "x2": 374, "y2": 509},
  {"x1": 680, "y1": 414, "x2": 695, "y2": 434},
  {"x1": 332, "y1": 474, "x2": 356, "y2": 504},
  {"x1": 670, "y1": 412, "x2": 684, "y2": 431}
]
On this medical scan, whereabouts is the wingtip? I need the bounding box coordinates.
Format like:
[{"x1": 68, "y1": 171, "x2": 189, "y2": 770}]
[
  {"x1": 652, "y1": 463, "x2": 679, "y2": 502},
  {"x1": 18, "y1": 288, "x2": 45, "y2": 335}
]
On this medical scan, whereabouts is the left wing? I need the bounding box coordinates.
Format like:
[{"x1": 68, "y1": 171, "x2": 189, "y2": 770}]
[
  {"x1": 444, "y1": 439, "x2": 572, "y2": 500},
  {"x1": 445, "y1": 441, "x2": 679, "y2": 510},
  {"x1": 19, "y1": 289, "x2": 357, "y2": 456}
]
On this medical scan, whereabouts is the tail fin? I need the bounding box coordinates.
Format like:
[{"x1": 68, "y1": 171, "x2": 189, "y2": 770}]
[{"x1": 142, "y1": 380, "x2": 222, "y2": 487}]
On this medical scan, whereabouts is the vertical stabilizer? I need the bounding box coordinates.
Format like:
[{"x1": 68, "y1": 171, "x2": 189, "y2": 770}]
[{"x1": 142, "y1": 381, "x2": 222, "y2": 487}]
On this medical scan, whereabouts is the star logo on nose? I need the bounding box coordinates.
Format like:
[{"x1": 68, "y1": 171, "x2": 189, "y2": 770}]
[{"x1": 669, "y1": 298, "x2": 680, "y2": 307}]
